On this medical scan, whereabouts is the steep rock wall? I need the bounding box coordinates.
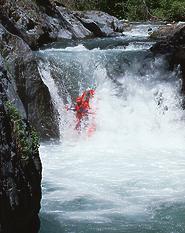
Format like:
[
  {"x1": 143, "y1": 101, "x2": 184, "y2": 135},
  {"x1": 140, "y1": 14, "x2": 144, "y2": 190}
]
[
  {"x1": 0, "y1": 24, "x2": 59, "y2": 139},
  {"x1": 0, "y1": 57, "x2": 42, "y2": 233}
]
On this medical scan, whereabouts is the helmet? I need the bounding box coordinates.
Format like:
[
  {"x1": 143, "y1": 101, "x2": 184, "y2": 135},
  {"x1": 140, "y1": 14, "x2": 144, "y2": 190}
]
[
  {"x1": 87, "y1": 89, "x2": 95, "y2": 97},
  {"x1": 82, "y1": 89, "x2": 95, "y2": 102}
]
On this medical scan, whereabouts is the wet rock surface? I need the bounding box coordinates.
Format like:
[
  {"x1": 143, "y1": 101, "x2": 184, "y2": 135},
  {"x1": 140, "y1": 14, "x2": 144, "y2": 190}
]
[
  {"x1": 56, "y1": 7, "x2": 93, "y2": 39},
  {"x1": 150, "y1": 22, "x2": 185, "y2": 40},
  {"x1": 0, "y1": 0, "x2": 127, "y2": 49},
  {"x1": 74, "y1": 11, "x2": 127, "y2": 37},
  {"x1": 0, "y1": 0, "x2": 61, "y2": 49},
  {"x1": 0, "y1": 57, "x2": 42, "y2": 233},
  {"x1": 0, "y1": 24, "x2": 59, "y2": 139},
  {"x1": 151, "y1": 24, "x2": 185, "y2": 94}
]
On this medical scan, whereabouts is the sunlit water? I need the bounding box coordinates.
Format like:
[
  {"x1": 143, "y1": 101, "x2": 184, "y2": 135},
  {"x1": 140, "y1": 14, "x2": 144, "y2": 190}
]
[{"x1": 38, "y1": 24, "x2": 185, "y2": 233}]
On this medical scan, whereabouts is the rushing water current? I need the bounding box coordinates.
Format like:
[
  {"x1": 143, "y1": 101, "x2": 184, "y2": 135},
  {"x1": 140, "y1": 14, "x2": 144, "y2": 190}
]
[{"x1": 38, "y1": 23, "x2": 185, "y2": 233}]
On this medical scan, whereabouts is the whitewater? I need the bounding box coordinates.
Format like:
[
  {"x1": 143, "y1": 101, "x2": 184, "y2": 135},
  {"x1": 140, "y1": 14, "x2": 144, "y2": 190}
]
[{"x1": 38, "y1": 23, "x2": 185, "y2": 233}]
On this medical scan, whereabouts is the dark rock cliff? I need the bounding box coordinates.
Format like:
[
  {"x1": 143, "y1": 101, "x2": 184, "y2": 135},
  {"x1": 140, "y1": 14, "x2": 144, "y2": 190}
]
[
  {"x1": 0, "y1": 57, "x2": 42, "y2": 233},
  {"x1": 0, "y1": 24, "x2": 59, "y2": 140}
]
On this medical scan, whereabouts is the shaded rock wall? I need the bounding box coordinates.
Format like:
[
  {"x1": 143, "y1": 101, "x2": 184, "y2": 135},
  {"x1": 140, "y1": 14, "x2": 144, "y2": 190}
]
[
  {"x1": 0, "y1": 57, "x2": 42, "y2": 233},
  {"x1": 0, "y1": 24, "x2": 59, "y2": 139}
]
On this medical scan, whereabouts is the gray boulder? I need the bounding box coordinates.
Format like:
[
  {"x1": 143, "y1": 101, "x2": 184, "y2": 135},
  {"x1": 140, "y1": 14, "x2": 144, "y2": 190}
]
[
  {"x1": 150, "y1": 22, "x2": 185, "y2": 40},
  {"x1": 57, "y1": 6, "x2": 93, "y2": 39},
  {"x1": 0, "y1": 0, "x2": 61, "y2": 49},
  {"x1": 74, "y1": 11, "x2": 127, "y2": 37}
]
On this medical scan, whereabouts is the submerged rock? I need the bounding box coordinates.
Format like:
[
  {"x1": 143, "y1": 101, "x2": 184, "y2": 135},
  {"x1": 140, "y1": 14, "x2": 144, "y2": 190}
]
[{"x1": 0, "y1": 59, "x2": 42, "y2": 233}]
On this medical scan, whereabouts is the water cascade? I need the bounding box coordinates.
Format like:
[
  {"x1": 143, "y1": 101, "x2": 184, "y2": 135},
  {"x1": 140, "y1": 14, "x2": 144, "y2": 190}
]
[{"x1": 37, "y1": 23, "x2": 185, "y2": 233}]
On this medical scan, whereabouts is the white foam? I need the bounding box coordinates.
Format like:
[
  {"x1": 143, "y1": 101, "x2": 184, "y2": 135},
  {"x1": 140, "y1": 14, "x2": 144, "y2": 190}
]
[
  {"x1": 41, "y1": 44, "x2": 88, "y2": 53},
  {"x1": 40, "y1": 64, "x2": 185, "y2": 223},
  {"x1": 39, "y1": 32, "x2": 185, "y2": 226}
]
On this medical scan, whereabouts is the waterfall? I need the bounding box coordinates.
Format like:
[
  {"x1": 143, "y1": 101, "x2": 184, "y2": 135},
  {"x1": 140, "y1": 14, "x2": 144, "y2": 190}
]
[{"x1": 37, "y1": 24, "x2": 185, "y2": 233}]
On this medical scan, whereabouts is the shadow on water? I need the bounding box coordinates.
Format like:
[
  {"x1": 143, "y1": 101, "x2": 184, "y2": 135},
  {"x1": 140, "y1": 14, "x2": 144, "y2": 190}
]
[
  {"x1": 40, "y1": 203, "x2": 185, "y2": 233},
  {"x1": 40, "y1": 36, "x2": 154, "y2": 51},
  {"x1": 40, "y1": 213, "x2": 65, "y2": 233}
]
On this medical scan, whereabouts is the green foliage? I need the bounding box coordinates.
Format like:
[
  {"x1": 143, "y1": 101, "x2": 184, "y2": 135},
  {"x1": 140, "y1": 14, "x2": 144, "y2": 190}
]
[
  {"x1": 5, "y1": 101, "x2": 40, "y2": 163},
  {"x1": 152, "y1": 8, "x2": 166, "y2": 20},
  {"x1": 59, "y1": 0, "x2": 185, "y2": 21},
  {"x1": 60, "y1": 0, "x2": 99, "y2": 10},
  {"x1": 31, "y1": 128, "x2": 40, "y2": 153},
  {"x1": 126, "y1": 0, "x2": 147, "y2": 21},
  {"x1": 169, "y1": 1, "x2": 185, "y2": 21}
]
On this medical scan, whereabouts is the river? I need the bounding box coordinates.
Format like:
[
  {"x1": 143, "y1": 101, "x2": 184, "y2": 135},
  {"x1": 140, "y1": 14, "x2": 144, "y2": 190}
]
[{"x1": 38, "y1": 23, "x2": 185, "y2": 233}]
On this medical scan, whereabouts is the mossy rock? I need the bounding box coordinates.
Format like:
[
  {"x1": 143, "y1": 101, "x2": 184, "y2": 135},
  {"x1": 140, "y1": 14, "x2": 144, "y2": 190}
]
[{"x1": 5, "y1": 101, "x2": 40, "y2": 164}]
